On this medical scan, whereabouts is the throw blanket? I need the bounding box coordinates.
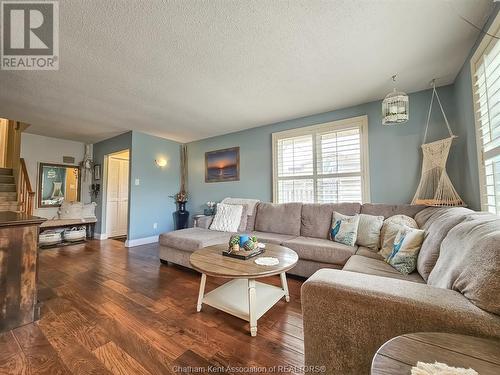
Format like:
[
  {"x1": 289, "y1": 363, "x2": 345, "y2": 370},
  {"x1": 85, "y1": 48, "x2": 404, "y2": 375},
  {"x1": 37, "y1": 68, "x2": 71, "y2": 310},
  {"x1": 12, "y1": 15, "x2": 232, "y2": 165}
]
[{"x1": 221, "y1": 198, "x2": 260, "y2": 215}]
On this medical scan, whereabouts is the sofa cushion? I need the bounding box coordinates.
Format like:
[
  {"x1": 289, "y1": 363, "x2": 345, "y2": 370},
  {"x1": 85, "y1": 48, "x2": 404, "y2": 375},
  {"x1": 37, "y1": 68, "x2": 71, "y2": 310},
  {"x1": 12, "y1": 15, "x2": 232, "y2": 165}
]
[
  {"x1": 159, "y1": 228, "x2": 231, "y2": 252},
  {"x1": 250, "y1": 231, "x2": 297, "y2": 245},
  {"x1": 210, "y1": 203, "x2": 244, "y2": 232},
  {"x1": 356, "y1": 246, "x2": 384, "y2": 260},
  {"x1": 356, "y1": 214, "x2": 384, "y2": 250},
  {"x1": 415, "y1": 207, "x2": 474, "y2": 280},
  {"x1": 301, "y1": 203, "x2": 361, "y2": 239},
  {"x1": 282, "y1": 236, "x2": 357, "y2": 265},
  {"x1": 343, "y1": 255, "x2": 425, "y2": 284},
  {"x1": 254, "y1": 202, "x2": 302, "y2": 235},
  {"x1": 385, "y1": 226, "x2": 425, "y2": 275},
  {"x1": 330, "y1": 212, "x2": 360, "y2": 246},
  {"x1": 292, "y1": 259, "x2": 342, "y2": 278},
  {"x1": 428, "y1": 215, "x2": 500, "y2": 315},
  {"x1": 221, "y1": 198, "x2": 260, "y2": 232},
  {"x1": 361, "y1": 203, "x2": 427, "y2": 219},
  {"x1": 379, "y1": 215, "x2": 418, "y2": 258},
  {"x1": 245, "y1": 204, "x2": 258, "y2": 232}
]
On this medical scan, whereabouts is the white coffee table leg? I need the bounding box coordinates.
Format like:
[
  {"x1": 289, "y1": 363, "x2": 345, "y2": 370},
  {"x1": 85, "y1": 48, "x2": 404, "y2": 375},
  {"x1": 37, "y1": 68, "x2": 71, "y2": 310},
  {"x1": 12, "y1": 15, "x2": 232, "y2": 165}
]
[
  {"x1": 280, "y1": 272, "x2": 290, "y2": 302},
  {"x1": 197, "y1": 273, "x2": 207, "y2": 312},
  {"x1": 248, "y1": 279, "x2": 257, "y2": 336}
]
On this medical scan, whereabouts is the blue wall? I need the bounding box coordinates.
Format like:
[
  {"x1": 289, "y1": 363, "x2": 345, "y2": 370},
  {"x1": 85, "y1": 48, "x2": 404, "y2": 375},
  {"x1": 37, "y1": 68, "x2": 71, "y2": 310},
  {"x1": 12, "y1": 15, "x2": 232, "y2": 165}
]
[
  {"x1": 128, "y1": 132, "x2": 181, "y2": 240},
  {"x1": 92, "y1": 131, "x2": 132, "y2": 235},
  {"x1": 93, "y1": 131, "x2": 181, "y2": 240},
  {"x1": 187, "y1": 85, "x2": 459, "y2": 213}
]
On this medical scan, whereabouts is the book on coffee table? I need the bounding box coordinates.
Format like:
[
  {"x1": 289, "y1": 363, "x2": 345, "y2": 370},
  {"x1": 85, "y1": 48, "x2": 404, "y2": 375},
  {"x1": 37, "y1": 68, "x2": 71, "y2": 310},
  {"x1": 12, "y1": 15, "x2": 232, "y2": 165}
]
[{"x1": 222, "y1": 248, "x2": 264, "y2": 260}]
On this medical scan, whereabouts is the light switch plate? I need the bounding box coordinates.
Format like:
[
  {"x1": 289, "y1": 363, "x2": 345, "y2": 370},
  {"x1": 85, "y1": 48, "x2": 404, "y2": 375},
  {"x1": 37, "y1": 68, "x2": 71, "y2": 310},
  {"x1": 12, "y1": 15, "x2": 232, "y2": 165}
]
[{"x1": 135, "y1": 178, "x2": 140, "y2": 186}]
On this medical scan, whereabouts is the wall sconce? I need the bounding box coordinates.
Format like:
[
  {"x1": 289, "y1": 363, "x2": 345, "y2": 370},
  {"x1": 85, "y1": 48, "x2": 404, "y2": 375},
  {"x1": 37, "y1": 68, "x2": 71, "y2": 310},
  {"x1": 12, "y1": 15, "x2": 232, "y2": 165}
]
[{"x1": 155, "y1": 158, "x2": 167, "y2": 168}]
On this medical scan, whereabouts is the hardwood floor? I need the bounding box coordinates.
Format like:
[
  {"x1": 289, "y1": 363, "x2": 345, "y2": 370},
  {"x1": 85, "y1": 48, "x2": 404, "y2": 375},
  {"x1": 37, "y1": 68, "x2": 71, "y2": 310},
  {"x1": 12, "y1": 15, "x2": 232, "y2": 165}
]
[{"x1": 0, "y1": 239, "x2": 305, "y2": 374}]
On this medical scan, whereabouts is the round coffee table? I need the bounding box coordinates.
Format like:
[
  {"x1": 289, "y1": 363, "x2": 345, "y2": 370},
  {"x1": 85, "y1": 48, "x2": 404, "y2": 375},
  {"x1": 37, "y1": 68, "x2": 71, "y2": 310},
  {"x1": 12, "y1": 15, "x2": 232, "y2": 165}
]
[
  {"x1": 371, "y1": 332, "x2": 500, "y2": 374},
  {"x1": 190, "y1": 243, "x2": 298, "y2": 337}
]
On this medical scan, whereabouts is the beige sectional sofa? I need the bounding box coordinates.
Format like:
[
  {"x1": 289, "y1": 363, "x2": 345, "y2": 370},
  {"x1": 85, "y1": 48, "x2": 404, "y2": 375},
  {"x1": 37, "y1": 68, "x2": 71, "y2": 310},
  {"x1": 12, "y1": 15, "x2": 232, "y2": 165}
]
[
  {"x1": 159, "y1": 202, "x2": 426, "y2": 277},
  {"x1": 302, "y1": 206, "x2": 500, "y2": 374},
  {"x1": 159, "y1": 202, "x2": 500, "y2": 374}
]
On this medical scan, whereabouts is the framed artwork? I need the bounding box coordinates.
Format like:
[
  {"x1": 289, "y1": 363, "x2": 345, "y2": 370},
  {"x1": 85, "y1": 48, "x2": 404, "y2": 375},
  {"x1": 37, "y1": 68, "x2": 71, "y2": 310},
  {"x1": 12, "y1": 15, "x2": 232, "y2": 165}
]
[
  {"x1": 94, "y1": 164, "x2": 101, "y2": 180},
  {"x1": 38, "y1": 163, "x2": 81, "y2": 208},
  {"x1": 205, "y1": 147, "x2": 240, "y2": 183}
]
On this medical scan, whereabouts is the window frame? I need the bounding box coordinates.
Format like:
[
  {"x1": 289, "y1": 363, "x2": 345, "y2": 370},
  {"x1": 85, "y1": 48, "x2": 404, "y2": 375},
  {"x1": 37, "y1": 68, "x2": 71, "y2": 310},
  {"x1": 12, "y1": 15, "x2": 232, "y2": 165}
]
[
  {"x1": 271, "y1": 115, "x2": 370, "y2": 204},
  {"x1": 471, "y1": 13, "x2": 500, "y2": 213}
]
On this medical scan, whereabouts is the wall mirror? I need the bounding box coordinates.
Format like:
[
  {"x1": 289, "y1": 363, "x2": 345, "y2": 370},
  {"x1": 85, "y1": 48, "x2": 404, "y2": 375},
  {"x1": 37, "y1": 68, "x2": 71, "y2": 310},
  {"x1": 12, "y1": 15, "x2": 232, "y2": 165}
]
[{"x1": 38, "y1": 163, "x2": 81, "y2": 207}]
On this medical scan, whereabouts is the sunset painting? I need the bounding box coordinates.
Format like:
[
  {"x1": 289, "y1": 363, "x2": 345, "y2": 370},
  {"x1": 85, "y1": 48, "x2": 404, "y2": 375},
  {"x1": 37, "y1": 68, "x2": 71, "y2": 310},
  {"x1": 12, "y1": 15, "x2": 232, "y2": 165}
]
[{"x1": 205, "y1": 147, "x2": 240, "y2": 183}]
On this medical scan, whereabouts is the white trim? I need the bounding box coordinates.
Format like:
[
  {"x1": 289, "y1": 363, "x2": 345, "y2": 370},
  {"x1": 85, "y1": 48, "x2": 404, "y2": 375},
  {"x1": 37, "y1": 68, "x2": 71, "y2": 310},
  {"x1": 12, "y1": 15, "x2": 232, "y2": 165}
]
[
  {"x1": 94, "y1": 232, "x2": 108, "y2": 240},
  {"x1": 101, "y1": 148, "x2": 131, "y2": 238},
  {"x1": 271, "y1": 115, "x2": 370, "y2": 203},
  {"x1": 470, "y1": 13, "x2": 500, "y2": 212},
  {"x1": 125, "y1": 235, "x2": 159, "y2": 248}
]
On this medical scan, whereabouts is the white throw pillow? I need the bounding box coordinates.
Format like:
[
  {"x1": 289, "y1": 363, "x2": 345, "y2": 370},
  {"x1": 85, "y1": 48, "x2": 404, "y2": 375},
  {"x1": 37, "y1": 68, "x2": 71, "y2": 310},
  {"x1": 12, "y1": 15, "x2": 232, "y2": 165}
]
[
  {"x1": 385, "y1": 225, "x2": 425, "y2": 275},
  {"x1": 329, "y1": 212, "x2": 360, "y2": 247},
  {"x1": 379, "y1": 215, "x2": 418, "y2": 258},
  {"x1": 209, "y1": 203, "x2": 243, "y2": 232},
  {"x1": 356, "y1": 214, "x2": 384, "y2": 251}
]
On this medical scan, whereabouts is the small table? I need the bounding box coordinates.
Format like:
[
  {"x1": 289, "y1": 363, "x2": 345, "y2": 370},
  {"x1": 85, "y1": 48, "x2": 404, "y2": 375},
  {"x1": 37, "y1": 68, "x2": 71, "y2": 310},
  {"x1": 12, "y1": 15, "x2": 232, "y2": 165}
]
[
  {"x1": 189, "y1": 243, "x2": 298, "y2": 337},
  {"x1": 371, "y1": 332, "x2": 500, "y2": 375}
]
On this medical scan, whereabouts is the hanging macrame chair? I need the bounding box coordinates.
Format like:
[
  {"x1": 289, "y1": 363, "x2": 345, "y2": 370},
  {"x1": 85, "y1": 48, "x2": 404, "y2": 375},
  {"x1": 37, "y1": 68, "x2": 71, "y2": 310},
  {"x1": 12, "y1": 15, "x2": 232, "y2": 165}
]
[{"x1": 412, "y1": 85, "x2": 465, "y2": 207}]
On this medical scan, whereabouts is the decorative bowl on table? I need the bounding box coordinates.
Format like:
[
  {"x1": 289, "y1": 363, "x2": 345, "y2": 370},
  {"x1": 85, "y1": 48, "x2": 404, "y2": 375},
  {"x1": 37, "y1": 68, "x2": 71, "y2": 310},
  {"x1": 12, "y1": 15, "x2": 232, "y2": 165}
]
[{"x1": 223, "y1": 235, "x2": 263, "y2": 260}]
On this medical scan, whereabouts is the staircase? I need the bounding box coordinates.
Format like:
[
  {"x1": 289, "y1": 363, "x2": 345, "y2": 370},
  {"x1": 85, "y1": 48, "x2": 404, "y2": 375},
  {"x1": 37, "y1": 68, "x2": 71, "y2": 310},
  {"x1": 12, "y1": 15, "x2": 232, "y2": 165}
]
[
  {"x1": 0, "y1": 167, "x2": 20, "y2": 211},
  {"x1": 0, "y1": 120, "x2": 34, "y2": 215}
]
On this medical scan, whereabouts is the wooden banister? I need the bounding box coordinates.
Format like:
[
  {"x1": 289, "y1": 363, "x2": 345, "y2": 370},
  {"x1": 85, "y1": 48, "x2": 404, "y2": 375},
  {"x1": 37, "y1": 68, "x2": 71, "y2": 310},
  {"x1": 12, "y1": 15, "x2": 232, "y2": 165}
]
[{"x1": 18, "y1": 158, "x2": 35, "y2": 215}]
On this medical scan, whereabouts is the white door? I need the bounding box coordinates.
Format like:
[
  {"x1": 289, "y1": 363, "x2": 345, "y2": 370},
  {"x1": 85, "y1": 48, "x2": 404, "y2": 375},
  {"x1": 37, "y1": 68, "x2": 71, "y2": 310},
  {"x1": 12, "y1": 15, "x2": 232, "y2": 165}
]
[{"x1": 106, "y1": 156, "x2": 129, "y2": 237}]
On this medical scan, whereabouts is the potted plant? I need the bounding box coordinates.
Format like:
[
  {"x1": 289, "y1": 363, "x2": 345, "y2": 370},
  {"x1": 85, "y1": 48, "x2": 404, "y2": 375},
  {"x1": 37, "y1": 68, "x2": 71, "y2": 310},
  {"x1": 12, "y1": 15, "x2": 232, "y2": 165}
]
[
  {"x1": 204, "y1": 201, "x2": 216, "y2": 216},
  {"x1": 229, "y1": 235, "x2": 240, "y2": 253}
]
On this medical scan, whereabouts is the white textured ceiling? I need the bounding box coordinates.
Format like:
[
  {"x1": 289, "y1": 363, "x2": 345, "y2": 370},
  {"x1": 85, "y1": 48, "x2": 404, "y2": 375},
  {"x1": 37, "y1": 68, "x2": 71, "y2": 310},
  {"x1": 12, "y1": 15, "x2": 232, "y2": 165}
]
[{"x1": 0, "y1": 0, "x2": 495, "y2": 143}]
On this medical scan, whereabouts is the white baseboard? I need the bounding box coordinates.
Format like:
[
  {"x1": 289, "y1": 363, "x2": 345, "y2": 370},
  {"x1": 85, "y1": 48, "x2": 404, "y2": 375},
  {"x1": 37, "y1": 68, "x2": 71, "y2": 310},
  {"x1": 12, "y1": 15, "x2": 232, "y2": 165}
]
[
  {"x1": 125, "y1": 235, "x2": 159, "y2": 247},
  {"x1": 94, "y1": 232, "x2": 108, "y2": 240}
]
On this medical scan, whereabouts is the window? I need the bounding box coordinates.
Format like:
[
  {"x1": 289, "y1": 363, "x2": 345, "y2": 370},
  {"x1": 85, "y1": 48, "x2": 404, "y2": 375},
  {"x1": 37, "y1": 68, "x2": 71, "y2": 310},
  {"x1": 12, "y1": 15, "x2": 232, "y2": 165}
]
[
  {"x1": 272, "y1": 116, "x2": 370, "y2": 204},
  {"x1": 472, "y1": 14, "x2": 500, "y2": 214}
]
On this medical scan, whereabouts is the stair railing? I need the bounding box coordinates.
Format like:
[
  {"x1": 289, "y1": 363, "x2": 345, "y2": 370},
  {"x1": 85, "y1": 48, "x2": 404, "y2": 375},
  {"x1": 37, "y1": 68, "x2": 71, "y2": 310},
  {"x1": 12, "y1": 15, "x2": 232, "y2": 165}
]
[{"x1": 18, "y1": 158, "x2": 35, "y2": 215}]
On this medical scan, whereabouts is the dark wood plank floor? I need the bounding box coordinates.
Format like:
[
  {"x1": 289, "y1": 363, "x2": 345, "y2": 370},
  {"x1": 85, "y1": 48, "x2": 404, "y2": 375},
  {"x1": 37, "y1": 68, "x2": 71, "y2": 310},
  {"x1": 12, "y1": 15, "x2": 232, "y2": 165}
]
[{"x1": 0, "y1": 239, "x2": 305, "y2": 374}]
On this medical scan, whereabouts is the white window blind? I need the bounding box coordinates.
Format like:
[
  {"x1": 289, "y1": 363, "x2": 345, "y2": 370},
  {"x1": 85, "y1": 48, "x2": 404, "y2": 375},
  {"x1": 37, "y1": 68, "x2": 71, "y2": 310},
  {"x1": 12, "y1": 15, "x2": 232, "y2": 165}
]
[
  {"x1": 273, "y1": 116, "x2": 369, "y2": 204},
  {"x1": 472, "y1": 16, "x2": 500, "y2": 214}
]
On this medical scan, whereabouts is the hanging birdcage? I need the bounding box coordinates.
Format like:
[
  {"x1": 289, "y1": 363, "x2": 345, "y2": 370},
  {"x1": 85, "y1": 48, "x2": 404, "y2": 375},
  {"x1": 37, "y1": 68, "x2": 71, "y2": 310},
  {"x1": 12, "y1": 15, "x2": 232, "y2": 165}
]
[{"x1": 382, "y1": 75, "x2": 409, "y2": 125}]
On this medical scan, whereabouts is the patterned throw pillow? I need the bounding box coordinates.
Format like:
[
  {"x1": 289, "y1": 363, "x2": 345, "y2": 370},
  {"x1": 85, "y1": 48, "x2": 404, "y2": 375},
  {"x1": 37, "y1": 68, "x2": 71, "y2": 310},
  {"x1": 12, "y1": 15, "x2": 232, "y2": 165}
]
[
  {"x1": 329, "y1": 212, "x2": 360, "y2": 247},
  {"x1": 379, "y1": 215, "x2": 419, "y2": 258},
  {"x1": 385, "y1": 225, "x2": 425, "y2": 275}
]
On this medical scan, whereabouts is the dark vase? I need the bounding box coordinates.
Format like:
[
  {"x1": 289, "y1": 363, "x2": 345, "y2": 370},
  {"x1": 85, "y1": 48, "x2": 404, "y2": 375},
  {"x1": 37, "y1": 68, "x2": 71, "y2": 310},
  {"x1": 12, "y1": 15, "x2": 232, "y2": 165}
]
[{"x1": 174, "y1": 201, "x2": 189, "y2": 230}]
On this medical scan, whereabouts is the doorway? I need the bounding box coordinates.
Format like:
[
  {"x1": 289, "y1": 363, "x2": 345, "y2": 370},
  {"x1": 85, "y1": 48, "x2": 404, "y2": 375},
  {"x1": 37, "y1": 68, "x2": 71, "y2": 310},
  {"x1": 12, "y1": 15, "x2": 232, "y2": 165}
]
[{"x1": 105, "y1": 149, "x2": 130, "y2": 239}]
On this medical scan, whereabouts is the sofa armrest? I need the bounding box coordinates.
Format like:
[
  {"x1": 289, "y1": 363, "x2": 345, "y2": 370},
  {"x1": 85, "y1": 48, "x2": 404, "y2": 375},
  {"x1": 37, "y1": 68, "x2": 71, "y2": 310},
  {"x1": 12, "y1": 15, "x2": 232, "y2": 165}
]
[
  {"x1": 195, "y1": 215, "x2": 213, "y2": 229},
  {"x1": 301, "y1": 269, "x2": 500, "y2": 375}
]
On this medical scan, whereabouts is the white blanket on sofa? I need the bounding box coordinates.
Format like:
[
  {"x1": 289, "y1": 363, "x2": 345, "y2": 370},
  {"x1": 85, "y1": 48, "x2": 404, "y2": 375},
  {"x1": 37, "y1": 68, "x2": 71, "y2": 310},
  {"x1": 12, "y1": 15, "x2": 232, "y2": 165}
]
[{"x1": 221, "y1": 197, "x2": 260, "y2": 214}]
